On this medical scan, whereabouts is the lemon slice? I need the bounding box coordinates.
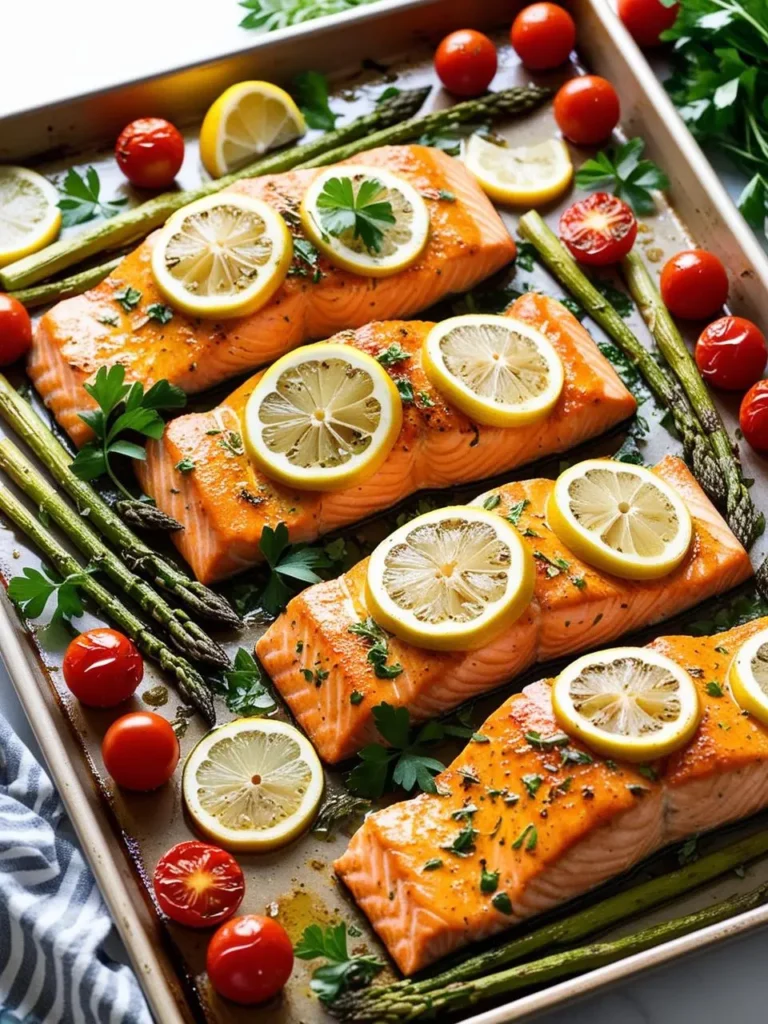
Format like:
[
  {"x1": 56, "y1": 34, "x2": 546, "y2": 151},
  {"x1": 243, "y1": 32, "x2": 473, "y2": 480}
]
[
  {"x1": 728, "y1": 628, "x2": 768, "y2": 725},
  {"x1": 244, "y1": 341, "x2": 402, "y2": 491},
  {"x1": 300, "y1": 165, "x2": 430, "y2": 278},
  {"x1": 199, "y1": 81, "x2": 306, "y2": 179},
  {"x1": 422, "y1": 314, "x2": 564, "y2": 427},
  {"x1": 182, "y1": 718, "x2": 324, "y2": 852},
  {"x1": 463, "y1": 135, "x2": 573, "y2": 206},
  {"x1": 0, "y1": 166, "x2": 62, "y2": 269},
  {"x1": 553, "y1": 646, "x2": 700, "y2": 762},
  {"x1": 151, "y1": 192, "x2": 292, "y2": 319},
  {"x1": 547, "y1": 459, "x2": 692, "y2": 581},
  {"x1": 365, "y1": 506, "x2": 534, "y2": 651}
]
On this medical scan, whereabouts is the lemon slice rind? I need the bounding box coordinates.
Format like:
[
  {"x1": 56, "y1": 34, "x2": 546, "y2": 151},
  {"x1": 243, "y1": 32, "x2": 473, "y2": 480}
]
[
  {"x1": 552, "y1": 646, "x2": 700, "y2": 763},
  {"x1": 422, "y1": 314, "x2": 565, "y2": 427},
  {"x1": 463, "y1": 135, "x2": 573, "y2": 207},
  {"x1": 365, "y1": 505, "x2": 534, "y2": 652},
  {"x1": 300, "y1": 164, "x2": 430, "y2": 278},
  {"x1": 182, "y1": 718, "x2": 324, "y2": 852},
  {"x1": 728, "y1": 628, "x2": 768, "y2": 725},
  {"x1": 0, "y1": 166, "x2": 62, "y2": 269},
  {"x1": 547, "y1": 459, "x2": 693, "y2": 582}
]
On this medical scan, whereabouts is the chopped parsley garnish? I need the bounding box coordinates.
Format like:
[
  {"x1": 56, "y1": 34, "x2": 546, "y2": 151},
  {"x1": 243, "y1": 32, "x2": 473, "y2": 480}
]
[
  {"x1": 443, "y1": 822, "x2": 478, "y2": 857},
  {"x1": 480, "y1": 863, "x2": 500, "y2": 893},
  {"x1": 146, "y1": 303, "x2": 174, "y2": 324},
  {"x1": 423, "y1": 858, "x2": 443, "y2": 871},
  {"x1": 525, "y1": 730, "x2": 569, "y2": 751},
  {"x1": 560, "y1": 747, "x2": 595, "y2": 767},
  {"x1": 706, "y1": 681, "x2": 724, "y2": 697},
  {"x1": 350, "y1": 690, "x2": 364, "y2": 705},
  {"x1": 396, "y1": 378, "x2": 414, "y2": 403},
  {"x1": 349, "y1": 617, "x2": 403, "y2": 679},
  {"x1": 491, "y1": 892, "x2": 513, "y2": 914},
  {"x1": 482, "y1": 494, "x2": 501, "y2": 511},
  {"x1": 377, "y1": 342, "x2": 410, "y2": 367},
  {"x1": 512, "y1": 823, "x2": 538, "y2": 851},
  {"x1": 522, "y1": 774, "x2": 543, "y2": 798},
  {"x1": 114, "y1": 286, "x2": 142, "y2": 311},
  {"x1": 175, "y1": 458, "x2": 195, "y2": 473},
  {"x1": 506, "y1": 498, "x2": 530, "y2": 526}
]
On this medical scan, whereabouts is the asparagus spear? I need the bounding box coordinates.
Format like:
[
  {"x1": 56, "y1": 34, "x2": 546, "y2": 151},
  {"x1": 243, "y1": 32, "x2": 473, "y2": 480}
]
[
  {"x1": 0, "y1": 439, "x2": 228, "y2": 667},
  {"x1": 518, "y1": 211, "x2": 727, "y2": 507},
  {"x1": 113, "y1": 498, "x2": 182, "y2": 532},
  {"x1": 0, "y1": 482, "x2": 215, "y2": 723},
  {"x1": 9, "y1": 258, "x2": 122, "y2": 309},
  {"x1": 333, "y1": 827, "x2": 768, "y2": 1019},
  {"x1": 622, "y1": 249, "x2": 762, "y2": 549},
  {"x1": 0, "y1": 85, "x2": 550, "y2": 291},
  {"x1": 0, "y1": 376, "x2": 240, "y2": 628},
  {"x1": 332, "y1": 882, "x2": 768, "y2": 1021}
]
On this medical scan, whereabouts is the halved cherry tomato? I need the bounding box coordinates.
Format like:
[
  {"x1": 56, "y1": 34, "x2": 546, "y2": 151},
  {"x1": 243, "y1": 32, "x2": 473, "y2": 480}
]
[
  {"x1": 559, "y1": 193, "x2": 638, "y2": 266},
  {"x1": 207, "y1": 915, "x2": 294, "y2": 1005},
  {"x1": 153, "y1": 841, "x2": 244, "y2": 929},
  {"x1": 434, "y1": 30, "x2": 498, "y2": 97},
  {"x1": 116, "y1": 118, "x2": 185, "y2": 190},
  {"x1": 63, "y1": 628, "x2": 143, "y2": 708},
  {"x1": 0, "y1": 294, "x2": 32, "y2": 366},
  {"x1": 695, "y1": 316, "x2": 767, "y2": 391},
  {"x1": 740, "y1": 380, "x2": 768, "y2": 455},
  {"x1": 660, "y1": 249, "x2": 729, "y2": 320},
  {"x1": 618, "y1": 0, "x2": 679, "y2": 47},
  {"x1": 554, "y1": 75, "x2": 620, "y2": 146},
  {"x1": 510, "y1": 3, "x2": 576, "y2": 70},
  {"x1": 102, "y1": 712, "x2": 179, "y2": 791}
]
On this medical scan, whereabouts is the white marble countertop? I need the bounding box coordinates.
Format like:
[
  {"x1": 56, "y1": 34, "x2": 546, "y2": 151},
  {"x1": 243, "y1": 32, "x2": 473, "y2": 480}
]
[{"x1": 2, "y1": 2, "x2": 767, "y2": 1021}]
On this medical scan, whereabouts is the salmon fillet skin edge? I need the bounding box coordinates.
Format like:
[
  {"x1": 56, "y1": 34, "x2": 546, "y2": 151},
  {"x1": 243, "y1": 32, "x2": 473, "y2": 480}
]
[
  {"x1": 28, "y1": 145, "x2": 516, "y2": 447},
  {"x1": 136, "y1": 292, "x2": 636, "y2": 583},
  {"x1": 256, "y1": 455, "x2": 752, "y2": 764},
  {"x1": 335, "y1": 618, "x2": 768, "y2": 975}
]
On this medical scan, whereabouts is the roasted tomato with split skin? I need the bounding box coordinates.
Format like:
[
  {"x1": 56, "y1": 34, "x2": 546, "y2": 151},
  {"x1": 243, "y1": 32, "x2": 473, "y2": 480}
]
[
  {"x1": 0, "y1": 294, "x2": 32, "y2": 366},
  {"x1": 510, "y1": 3, "x2": 576, "y2": 70},
  {"x1": 116, "y1": 118, "x2": 185, "y2": 190},
  {"x1": 740, "y1": 380, "x2": 768, "y2": 455},
  {"x1": 102, "y1": 711, "x2": 179, "y2": 791},
  {"x1": 559, "y1": 193, "x2": 638, "y2": 266},
  {"x1": 153, "y1": 841, "x2": 245, "y2": 929},
  {"x1": 660, "y1": 249, "x2": 729, "y2": 320},
  {"x1": 553, "y1": 75, "x2": 620, "y2": 146},
  {"x1": 207, "y1": 914, "x2": 294, "y2": 1005},
  {"x1": 434, "y1": 30, "x2": 498, "y2": 97},
  {"x1": 63, "y1": 628, "x2": 143, "y2": 707},
  {"x1": 695, "y1": 316, "x2": 767, "y2": 391}
]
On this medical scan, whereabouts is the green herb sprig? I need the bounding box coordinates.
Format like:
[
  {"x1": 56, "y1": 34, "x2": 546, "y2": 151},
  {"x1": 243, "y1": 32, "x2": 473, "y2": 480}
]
[
  {"x1": 258, "y1": 522, "x2": 332, "y2": 616},
  {"x1": 294, "y1": 922, "x2": 384, "y2": 1003},
  {"x1": 57, "y1": 167, "x2": 129, "y2": 227},
  {"x1": 575, "y1": 138, "x2": 669, "y2": 215},
  {"x1": 316, "y1": 176, "x2": 395, "y2": 253},
  {"x1": 8, "y1": 565, "x2": 95, "y2": 622}
]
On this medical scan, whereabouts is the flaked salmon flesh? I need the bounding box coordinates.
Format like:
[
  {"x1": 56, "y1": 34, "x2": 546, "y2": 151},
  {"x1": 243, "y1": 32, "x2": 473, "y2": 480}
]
[
  {"x1": 335, "y1": 618, "x2": 768, "y2": 975},
  {"x1": 29, "y1": 145, "x2": 516, "y2": 446},
  {"x1": 256, "y1": 455, "x2": 752, "y2": 764},
  {"x1": 136, "y1": 292, "x2": 636, "y2": 582}
]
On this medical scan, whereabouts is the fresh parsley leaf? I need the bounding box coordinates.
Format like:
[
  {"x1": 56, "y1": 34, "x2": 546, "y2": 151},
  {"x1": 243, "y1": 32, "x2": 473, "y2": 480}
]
[
  {"x1": 57, "y1": 167, "x2": 128, "y2": 227},
  {"x1": 376, "y1": 343, "x2": 409, "y2": 367},
  {"x1": 347, "y1": 702, "x2": 445, "y2": 799},
  {"x1": 515, "y1": 241, "x2": 538, "y2": 273},
  {"x1": 480, "y1": 864, "x2": 500, "y2": 892},
  {"x1": 292, "y1": 71, "x2": 338, "y2": 130},
  {"x1": 114, "y1": 286, "x2": 142, "y2": 311},
  {"x1": 396, "y1": 378, "x2": 414, "y2": 403},
  {"x1": 575, "y1": 138, "x2": 670, "y2": 215},
  {"x1": 212, "y1": 648, "x2": 276, "y2": 716},
  {"x1": 146, "y1": 303, "x2": 174, "y2": 324},
  {"x1": 175, "y1": 458, "x2": 195, "y2": 473},
  {"x1": 443, "y1": 822, "x2": 478, "y2": 857},
  {"x1": 8, "y1": 565, "x2": 93, "y2": 622},
  {"x1": 706, "y1": 680, "x2": 724, "y2": 697},
  {"x1": 258, "y1": 522, "x2": 332, "y2": 616},
  {"x1": 294, "y1": 922, "x2": 384, "y2": 1004},
  {"x1": 522, "y1": 773, "x2": 543, "y2": 798},
  {"x1": 506, "y1": 498, "x2": 530, "y2": 526},
  {"x1": 289, "y1": 237, "x2": 322, "y2": 280},
  {"x1": 525, "y1": 730, "x2": 569, "y2": 751},
  {"x1": 737, "y1": 174, "x2": 767, "y2": 230},
  {"x1": 316, "y1": 176, "x2": 395, "y2": 253},
  {"x1": 349, "y1": 617, "x2": 402, "y2": 679},
  {"x1": 492, "y1": 891, "x2": 513, "y2": 914}
]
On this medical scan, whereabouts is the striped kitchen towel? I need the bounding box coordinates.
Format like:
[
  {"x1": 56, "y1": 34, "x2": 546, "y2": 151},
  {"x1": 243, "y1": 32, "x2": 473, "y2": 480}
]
[{"x1": 0, "y1": 714, "x2": 152, "y2": 1024}]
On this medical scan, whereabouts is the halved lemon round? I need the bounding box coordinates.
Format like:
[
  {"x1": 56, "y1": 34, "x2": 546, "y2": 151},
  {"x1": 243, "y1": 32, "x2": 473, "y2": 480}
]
[
  {"x1": 300, "y1": 165, "x2": 430, "y2": 277},
  {"x1": 365, "y1": 506, "x2": 534, "y2": 651},
  {"x1": 422, "y1": 314, "x2": 564, "y2": 427},
  {"x1": 552, "y1": 646, "x2": 700, "y2": 762},
  {"x1": 547, "y1": 460, "x2": 692, "y2": 581},
  {"x1": 199, "y1": 81, "x2": 306, "y2": 179},
  {"x1": 0, "y1": 166, "x2": 62, "y2": 269},
  {"x1": 151, "y1": 192, "x2": 292, "y2": 319},
  {"x1": 182, "y1": 718, "x2": 324, "y2": 852},
  {"x1": 728, "y1": 628, "x2": 768, "y2": 725},
  {"x1": 244, "y1": 341, "x2": 403, "y2": 491},
  {"x1": 463, "y1": 135, "x2": 573, "y2": 206}
]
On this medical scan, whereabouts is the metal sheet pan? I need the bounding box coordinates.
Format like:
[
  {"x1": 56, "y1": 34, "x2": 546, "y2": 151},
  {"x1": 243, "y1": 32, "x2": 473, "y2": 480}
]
[{"x1": 2, "y1": 1, "x2": 768, "y2": 1022}]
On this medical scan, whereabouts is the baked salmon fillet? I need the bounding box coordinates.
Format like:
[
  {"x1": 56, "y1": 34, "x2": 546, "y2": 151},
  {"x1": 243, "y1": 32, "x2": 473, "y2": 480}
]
[
  {"x1": 256, "y1": 455, "x2": 752, "y2": 763},
  {"x1": 136, "y1": 292, "x2": 636, "y2": 583},
  {"x1": 29, "y1": 145, "x2": 516, "y2": 446},
  {"x1": 335, "y1": 618, "x2": 768, "y2": 975}
]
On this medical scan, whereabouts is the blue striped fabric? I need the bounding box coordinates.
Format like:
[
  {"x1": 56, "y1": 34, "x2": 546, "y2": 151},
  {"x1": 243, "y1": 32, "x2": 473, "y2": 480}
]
[{"x1": 0, "y1": 714, "x2": 152, "y2": 1024}]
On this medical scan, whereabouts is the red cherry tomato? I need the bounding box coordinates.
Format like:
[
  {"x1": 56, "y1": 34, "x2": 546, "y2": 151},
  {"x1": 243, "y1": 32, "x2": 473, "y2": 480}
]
[
  {"x1": 740, "y1": 380, "x2": 768, "y2": 455},
  {"x1": 434, "y1": 30, "x2": 498, "y2": 98},
  {"x1": 207, "y1": 915, "x2": 294, "y2": 1005},
  {"x1": 0, "y1": 294, "x2": 32, "y2": 366},
  {"x1": 618, "y1": 0, "x2": 679, "y2": 47},
  {"x1": 62, "y1": 628, "x2": 143, "y2": 708},
  {"x1": 115, "y1": 118, "x2": 185, "y2": 190},
  {"x1": 554, "y1": 75, "x2": 620, "y2": 146},
  {"x1": 510, "y1": 3, "x2": 576, "y2": 70},
  {"x1": 559, "y1": 193, "x2": 638, "y2": 267},
  {"x1": 102, "y1": 712, "x2": 179, "y2": 791},
  {"x1": 153, "y1": 841, "x2": 244, "y2": 929},
  {"x1": 660, "y1": 249, "x2": 729, "y2": 320},
  {"x1": 695, "y1": 317, "x2": 768, "y2": 392}
]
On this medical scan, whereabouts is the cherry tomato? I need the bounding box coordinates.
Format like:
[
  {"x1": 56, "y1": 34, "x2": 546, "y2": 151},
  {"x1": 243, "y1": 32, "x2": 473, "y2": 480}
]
[
  {"x1": 434, "y1": 30, "x2": 498, "y2": 98},
  {"x1": 695, "y1": 317, "x2": 768, "y2": 392},
  {"x1": 153, "y1": 841, "x2": 244, "y2": 929},
  {"x1": 740, "y1": 380, "x2": 768, "y2": 455},
  {"x1": 0, "y1": 294, "x2": 32, "y2": 366},
  {"x1": 510, "y1": 3, "x2": 576, "y2": 70},
  {"x1": 660, "y1": 249, "x2": 729, "y2": 320},
  {"x1": 554, "y1": 75, "x2": 620, "y2": 146},
  {"x1": 62, "y1": 628, "x2": 143, "y2": 708},
  {"x1": 115, "y1": 118, "x2": 185, "y2": 190},
  {"x1": 102, "y1": 712, "x2": 179, "y2": 791},
  {"x1": 559, "y1": 193, "x2": 638, "y2": 267},
  {"x1": 207, "y1": 915, "x2": 293, "y2": 1005},
  {"x1": 618, "y1": 0, "x2": 679, "y2": 47}
]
